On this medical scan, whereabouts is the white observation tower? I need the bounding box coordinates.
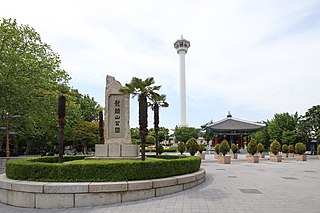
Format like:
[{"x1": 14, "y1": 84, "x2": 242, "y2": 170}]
[{"x1": 174, "y1": 35, "x2": 190, "y2": 127}]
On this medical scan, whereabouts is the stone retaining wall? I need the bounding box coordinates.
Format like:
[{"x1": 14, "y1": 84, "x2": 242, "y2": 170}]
[{"x1": 0, "y1": 168, "x2": 205, "y2": 209}]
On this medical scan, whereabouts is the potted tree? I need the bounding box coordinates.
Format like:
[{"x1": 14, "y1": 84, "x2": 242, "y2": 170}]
[
  {"x1": 257, "y1": 143, "x2": 265, "y2": 158},
  {"x1": 177, "y1": 141, "x2": 186, "y2": 155},
  {"x1": 288, "y1": 144, "x2": 295, "y2": 157},
  {"x1": 214, "y1": 143, "x2": 221, "y2": 159},
  {"x1": 198, "y1": 143, "x2": 206, "y2": 160},
  {"x1": 219, "y1": 140, "x2": 231, "y2": 164},
  {"x1": 246, "y1": 139, "x2": 259, "y2": 163},
  {"x1": 295, "y1": 142, "x2": 307, "y2": 161},
  {"x1": 318, "y1": 144, "x2": 320, "y2": 159},
  {"x1": 231, "y1": 144, "x2": 239, "y2": 159},
  {"x1": 270, "y1": 140, "x2": 282, "y2": 162},
  {"x1": 282, "y1": 144, "x2": 289, "y2": 158},
  {"x1": 186, "y1": 138, "x2": 199, "y2": 156}
]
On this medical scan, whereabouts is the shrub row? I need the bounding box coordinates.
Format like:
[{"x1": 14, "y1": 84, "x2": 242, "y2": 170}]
[{"x1": 6, "y1": 156, "x2": 201, "y2": 182}]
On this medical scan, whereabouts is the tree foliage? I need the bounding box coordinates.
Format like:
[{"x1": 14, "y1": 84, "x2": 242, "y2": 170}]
[
  {"x1": 300, "y1": 105, "x2": 320, "y2": 139},
  {"x1": 251, "y1": 124, "x2": 270, "y2": 148},
  {"x1": 0, "y1": 18, "x2": 70, "y2": 154},
  {"x1": 267, "y1": 112, "x2": 299, "y2": 143},
  {"x1": 177, "y1": 141, "x2": 186, "y2": 154},
  {"x1": 186, "y1": 137, "x2": 199, "y2": 156},
  {"x1": 120, "y1": 77, "x2": 162, "y2": 161},
  {"x1": 0, "y1": 18, "x2": 100, "y2": 155},
  {"x1": 148, "y1": 127, "x2": 169, "y2": 142},
  {"x1": 174, "y1": 126, "x2": 199, "y2": 143},
  {"x1": 65, "y1": 121, "x2": 99, "y2": 154}
]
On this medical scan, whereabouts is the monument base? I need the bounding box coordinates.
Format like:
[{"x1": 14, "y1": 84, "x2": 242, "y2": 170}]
[{"x1": 94, "y1": 144, "x2": 139, "y2": 157}]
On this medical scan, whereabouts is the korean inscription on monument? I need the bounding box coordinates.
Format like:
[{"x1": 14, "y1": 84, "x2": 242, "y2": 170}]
[{"x1": 109, "y1": 95, "x2": 125, "y2": 138}]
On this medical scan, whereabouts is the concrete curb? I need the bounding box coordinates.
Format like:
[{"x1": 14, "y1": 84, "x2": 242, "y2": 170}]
[{"x1": 0, "y1": 168, "x2": 205, "y2": 209}]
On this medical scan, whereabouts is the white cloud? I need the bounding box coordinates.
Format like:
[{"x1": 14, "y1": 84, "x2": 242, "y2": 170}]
[{"x1": 1, "y1": 0, "x2": 320, "y2": 128}]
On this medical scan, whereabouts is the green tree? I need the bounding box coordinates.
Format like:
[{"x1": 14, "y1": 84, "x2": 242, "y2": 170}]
[
  {"x1": 148, "y1": 127, "x2": 169, "y2": 142},
  {"x1": 174, "y1": 126, "x2": 199, "y2": 143},
  {"x1": 186, "y1": 138, "x2": 199, "y2": 156},
  {"x1": 146, "y1": 135, "x2": 155, "y2": 145},
  {"x1": 131, "y1": 127, "x2": 140, "y2": 141},
  {"x1": 177, "y1": 141, "x2": 186, "y2": 154},
  {"x1": 0, "y1": 18, "x2": 70, "y2": 154},
  {"x1": 251, "y1": 123, "x2": 270, "y2": 148},
  {"x1": 300, "y1": 105, "x2": 320, "y2": 146},
  {"x1": 270, "y1": 140, "x2": 281, "y2": 155},
  {"x1": 58, "y1": 95, "x2": 66, "y2": 163},
  {"x1": 219, "y1": 140, "x2": 230, "y2": 156},
  {"x1": 267, "y1": 112, "x2": 300, "y2": 145},
  {"x1": 247, "y1": 139, "x2": 257, "y2": 156},
  {"x1": 149, "y1": 93, "x2": 168, "y2": 157},
  {"x1": 120, "y1": 77, "x2": 161, "y2": 161},
  {"x1": 66, "y1": 121, "x2": 99, "y2": 154}
]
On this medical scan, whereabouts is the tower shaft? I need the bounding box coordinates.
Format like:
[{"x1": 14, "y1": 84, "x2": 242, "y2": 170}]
[
  {"x1": 179, "y1": 52, "x2": 186, "y2": 126},
  {"x1": 174, "y1": 36, "x2": 190, "y2": 127}
]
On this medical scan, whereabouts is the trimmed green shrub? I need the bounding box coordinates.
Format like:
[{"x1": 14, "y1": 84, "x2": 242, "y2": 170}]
[
  {"x1": 282, "y1": 144, "x2": 288, "y2": 154},
  {"x1": 146, "y1": 135, "x2": 155, "y2": 145},
  {"x1": 219, "y1": 140, "x2": 230, "y2": 156},
  {"x1": 214, "y1": 144, "x2": 220, "y2": 154},
  {"x1": 288, "y1": 144, "x2": 294, "y2": 153},
  {"x1": 164, "y1": 147, "x2": 177, "y2": 152},
  {"x1": 157, "y1": 154, "x2": 186, "y2": 159},
  {"x1": 198, "y1": 144, "x2": 206, "y2": 154},
  {"x1": 317, "y1": 144, "x2": 320, "y2": 155},
  {"x1": 157, "y1": 144, "x2": 164, "y2": 154},
  {"x1": 270, "y1": 140, "x2": 281, "y2": 155},
  {"x1": 186, "y1": 138, "x2": 199, "y2": 156},
  {"x1": 177, "y1": 142, "x2": 186, "y2": 154},
  {"x1": 257, "y1": 143, "x2": 264, "y2": 154},
  {"x1": 295, "y1": 142, "x2": 306, "y2": 155},
  {"x1": 6, "y1": 156, "x2": 201, "y2": 182},
  {"x1": 231, "y1": 144, "x2": 238, "y2": 154},
  {"x1": 246, "y1": 139, "x2": 257, "y2": 156}
]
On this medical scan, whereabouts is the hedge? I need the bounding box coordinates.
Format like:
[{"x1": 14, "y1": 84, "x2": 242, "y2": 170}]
[{"x1": 6, "y1": 156, "x2": 201, "y2": 182}]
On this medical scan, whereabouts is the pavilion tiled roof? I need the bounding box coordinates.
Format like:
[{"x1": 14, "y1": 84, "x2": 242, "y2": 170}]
[{"x1": 203, "y1": 114, "x2": 265, "y2": 131}]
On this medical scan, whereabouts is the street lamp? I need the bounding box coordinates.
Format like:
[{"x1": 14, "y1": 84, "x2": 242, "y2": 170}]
[{"x1": 3, "y1": 112, "x2": 20, "y2": 160}]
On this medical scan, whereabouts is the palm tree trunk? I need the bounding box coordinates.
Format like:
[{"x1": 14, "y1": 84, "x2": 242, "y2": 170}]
[
  {"x1": 139, "y1": 94, "x2": 148, "y2": 161},
  {"x1": 58, "y1": 95, "x2": 66, "y2": 163},
  {"x1": 154, "y1": 103, "x2": 159, "y2": 158},
  {"x1": 99, "y1": 111, "x2": 104, "y2": 144}
]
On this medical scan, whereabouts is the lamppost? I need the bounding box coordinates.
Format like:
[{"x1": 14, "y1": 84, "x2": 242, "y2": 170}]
[{"x1": 3, "y1": 112, "x2": 20, "y2": 160}]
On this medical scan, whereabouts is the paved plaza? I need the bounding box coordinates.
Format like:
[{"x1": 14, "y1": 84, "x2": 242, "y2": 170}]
[{"x1": 0, "y1": 155, "x2": 319, "y2": 213}]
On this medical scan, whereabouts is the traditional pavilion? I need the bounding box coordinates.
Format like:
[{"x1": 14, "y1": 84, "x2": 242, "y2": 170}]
[{"x1": 201, "y1": 112, "x2": 265, "y2": 148}]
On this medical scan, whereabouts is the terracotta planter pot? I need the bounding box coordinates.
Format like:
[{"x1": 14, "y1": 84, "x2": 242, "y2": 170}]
[
  {"x1": 259, "y1": 153, "x2": 265, "y2": 158},
  {"x1": 246, "y1": 155, "x2": 259, "y2": 163},
  {"x1": 295, "y1": 154, "x2": 307, "y2": 161},
  {"x1": 270, "y1": 154, "x2": 282, "y2": 162},
  {"x1": 288, "y1": 153, "x2": 294, "y2": 157},
  {"x1": 200, "y1": 153, "x2": 205, "y2": 160},
  {"x1": 232, "y1": 153, "x2": 238, "y2": 159},
  {"x1": 318, "y1": 155, "x2": 320, "y2": 159},
  {"x1": 215, "y1": 153, "x2": 222, "y2": 159},
  {"x1": 218, "y1": 155, "x2": 231, "y2": 164}
]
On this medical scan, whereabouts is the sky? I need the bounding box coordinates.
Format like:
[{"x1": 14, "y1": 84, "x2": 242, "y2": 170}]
[{"x1": 1, "y1": 0, "x2": 320, "y2": 129}]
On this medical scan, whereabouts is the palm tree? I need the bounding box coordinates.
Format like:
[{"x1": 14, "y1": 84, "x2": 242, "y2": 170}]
[
  {"x1": 120, "y1": 77, "x2": 161, "y2": 161},
  {"x1": 150, "y1": 93, "x2": 169, "y2": 157},
  {"x1": 58, "y1": 94, "x2": 66, "y2": 163}
]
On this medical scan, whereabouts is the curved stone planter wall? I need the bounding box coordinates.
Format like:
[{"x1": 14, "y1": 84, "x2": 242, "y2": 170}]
[{"x1": 0, "y1": 168, "x2": 205, "y2": 209}]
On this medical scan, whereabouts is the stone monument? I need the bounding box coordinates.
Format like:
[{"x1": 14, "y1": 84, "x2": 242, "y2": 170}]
[{"x1": 95, "y1": 75, "x2": 139, "y2": 158}]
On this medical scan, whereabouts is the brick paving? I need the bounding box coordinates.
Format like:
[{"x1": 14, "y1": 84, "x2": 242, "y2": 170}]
[{"x1": 1, "y1": 155, "x2": 320, "y2": 213}]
